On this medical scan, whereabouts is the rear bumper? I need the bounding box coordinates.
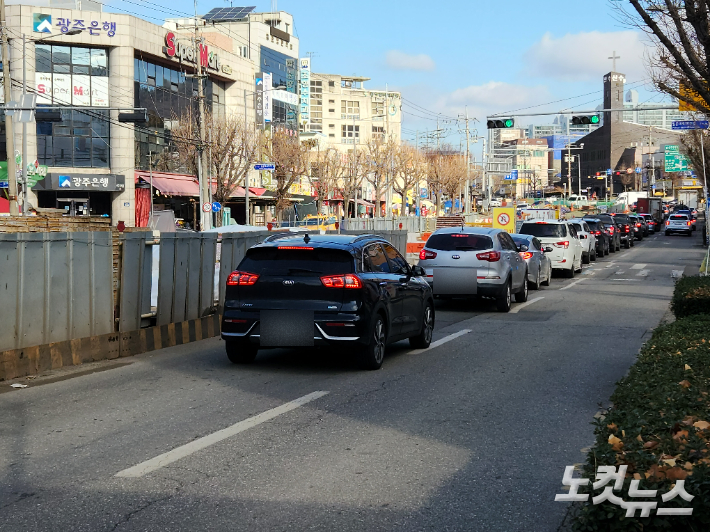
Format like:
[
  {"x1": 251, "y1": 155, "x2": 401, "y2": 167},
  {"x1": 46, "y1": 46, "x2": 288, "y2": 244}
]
[{"x1": 666, "y1": 226, "x2": 691, "y2": 233}]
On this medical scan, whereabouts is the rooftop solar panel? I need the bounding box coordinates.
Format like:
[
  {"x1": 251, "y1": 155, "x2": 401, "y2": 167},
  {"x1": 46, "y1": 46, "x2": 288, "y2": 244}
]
[{"x1": 203, "y1": 6, "x2": 256, "y2": 22}]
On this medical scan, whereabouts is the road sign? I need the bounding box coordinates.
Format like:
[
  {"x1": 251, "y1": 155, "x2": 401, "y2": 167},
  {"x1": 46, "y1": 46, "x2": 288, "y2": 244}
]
[
  {"x1": 254, "y1": 163, "x2": 276, "y2": 171},
  {"x1": 211, "y1": 202, "x2": 222, "y2": 213},
  {"x1": 664, "y1": 145, "x2": 689, "y2": 172},
  {"x1": 606, "y1": 169, "x2": 612, "y2": 176},
  {"x1": 202, "y1": 202, "x2": 212, "y2": 213},
  {"x1": 493, "y1": 207, "x2": 515, "y2": 233},
  {"x1": 671, "y1": 120, "x2": 709, "y2": 130},
  {"x1": 0, "y1": 181, "x2": 8, "y2": 189},
  {"x1": 511, "y1": 169, "x2": 518, "y2": 178},
  {"x1": 679, "y1": 82, "x2": 709, "y2": 112},
  {"x1": 635, "y1": 167, "x2": 642, "y2": 174},
  {"x1": 504, "y1": 174, "x2": 514, "y2": 180}
]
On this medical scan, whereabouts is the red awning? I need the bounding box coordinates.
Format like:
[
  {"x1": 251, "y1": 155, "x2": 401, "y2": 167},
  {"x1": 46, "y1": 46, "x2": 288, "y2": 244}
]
[
  {"x1": 134, "y1": 171, "x2": 267, "y2": 198},
  {"x1": 0, "y1": 196, "x2": 9, "y2": 214}
]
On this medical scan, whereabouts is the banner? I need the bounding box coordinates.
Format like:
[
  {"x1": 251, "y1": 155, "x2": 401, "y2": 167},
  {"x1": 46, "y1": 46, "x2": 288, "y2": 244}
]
[
  {"x1": 72, "y1": 75, "x2": 91, "y2": 106},
  {"x1": 263, "y1": 72, "x2": 272, "y2": 124},
  {"x1": 52, "y1": 74, "x2": 71, "y2": 105},
  {"x1": 299, "y1": 58, "x2": 310, "y2": 127},
  {"x1": 91, "y1": 76, "x2": 109, "y2": 107},
  {"x1": 35, "y1": 73, "x2": 52, "y2": 104}
]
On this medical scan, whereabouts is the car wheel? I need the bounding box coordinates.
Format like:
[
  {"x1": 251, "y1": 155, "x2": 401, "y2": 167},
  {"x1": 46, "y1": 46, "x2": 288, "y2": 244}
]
[
  {"x1": 360, "y1": 314, "x2": 387, "y2": 370},
  {"x1": 529, "y1": 268, "x2": 541, "y2": 290},
  {"x1": 565, "y1": 265, "x2": 575, "y2": 278},
  {"x1": 665, "y1": 231, "x2": 670, "y2": 236},
  {"x1": 541, "y1": 266, "x2": 551, "y2": 286},
  {"x1": 515, "y1": 272, "x2": 529, "y2": 303},
  {"x1": 582, "y1": 252, "x2": 590, "y2": 264},
  {"x1": 496, "y1": 280, "x2": 512, "y2": 312},
  {"x1": 625, "y1": 239, "x2": 631, "y2": 249},
  {"x1": 591, "y1": 249, "x2": 597, "y2": 261},
  {"x1": 630, "y1": 237, "x2": 635, "y2": 247},
  {"x1": 409, "y1": 302, "x2": 434, "y2": 349},
  {"x1": 225, "y1": 341, "x2": 258, "y2": 364}
]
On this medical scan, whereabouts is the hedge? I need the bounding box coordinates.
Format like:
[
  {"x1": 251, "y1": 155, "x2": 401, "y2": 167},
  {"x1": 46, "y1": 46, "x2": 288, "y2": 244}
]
[
  {"x1": 671, "y1": 275, "x2": 710, "y2": 318},
  {"x1": 572, "y1": 315, "x2": 710, "y2": 531}
]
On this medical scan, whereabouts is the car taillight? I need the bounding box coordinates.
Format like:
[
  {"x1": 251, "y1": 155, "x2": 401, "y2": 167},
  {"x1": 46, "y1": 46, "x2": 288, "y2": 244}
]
[
  {"x1": 666, "y1": 221, "x2": 670, "y2": 225},
  {"x1": 609, "y1": 226, "x2": 615, "y2": 234},
  {"x1": 476, "y1": 251, "x2": 501, "y2": 262},
  {"x1": 553, "y1": 241, "x2": 570, "y2": 249},
  {"x1": 227, "y1": 271, "x2": 259, "y2": 286},
  {"x1": 278, "y1": 246, "x2": 314, "y2": 250},
  {"x1": 519, "y1": 252, "x2": 533, "y2": 260},
  {"x1": 688, "y1": 221, "x2": 692, "y2": 226},
  {"x1": 419, "y1": 249, "x2": 437, "y2": 260},
  {"x1": 623, "y1": 224, "x2": 630, "y2": 232},
  {"x1": 594, "y1": 230, "x2": 601, "y2": 235},
  {"x1": 636, "y1": 223, "x2": 642, "y2": 227},
  {"x1": 321, "y1": 274, "x2": 362, "y2": 289}
]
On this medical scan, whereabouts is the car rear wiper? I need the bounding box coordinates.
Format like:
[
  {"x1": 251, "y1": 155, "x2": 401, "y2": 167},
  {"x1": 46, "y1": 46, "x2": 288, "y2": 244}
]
[
  {"x1": 454, "y1": 246, "x2": 478, "y2": 251},
  {"x1": 287, "y1": 268, "x2": 322, "y2": 274}
]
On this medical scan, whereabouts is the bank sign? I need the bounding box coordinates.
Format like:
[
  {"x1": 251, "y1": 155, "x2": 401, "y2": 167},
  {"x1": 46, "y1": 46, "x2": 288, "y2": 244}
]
[
  {"x1": 299, "y1": 58, "x2": 310, "y2": 127},
  {"x1": 164, "y1": 32, "x2": 220, "y2": 72}
]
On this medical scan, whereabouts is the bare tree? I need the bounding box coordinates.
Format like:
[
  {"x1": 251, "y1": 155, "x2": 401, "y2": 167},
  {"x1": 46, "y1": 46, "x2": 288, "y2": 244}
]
[
  {"x1": 267, "y1": 128, "x2": 310, "y2": 219},
  {"x1": 427, "y1": 146, "x2": 466, "y2": 213},
  {"x1": 308, "y1": 145, "x2": 346, "y2": 215},
  {"x1": 364, "y1": 137, "x2": 396, "y2": 217},
  {"x1": 341, "y1": 147, "x2": 369, "y2": 217},
  {"x1": 391, "y1": 145, "x2": 424, "y2": 215}
]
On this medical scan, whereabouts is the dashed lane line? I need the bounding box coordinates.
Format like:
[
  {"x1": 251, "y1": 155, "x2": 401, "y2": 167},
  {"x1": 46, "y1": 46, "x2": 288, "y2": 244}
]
[
  {"x1": 636, "y1": 270, "x2": 649, "y2": 277},
  {"x1": 559, "y1": 279, "x2": 584, "y2": 291},
  {"x1": 409, "y1": 329, "x2": 471, "y2": 355},
  {"x1": 630, "y1": 264, "x2": 647, "y2": 270},
  {"x1": 509, "y1": 296, "x2": 545, "y2": 314},
  {"x1": 115, "y1": 391, "x2": 330, "y2": 478}
]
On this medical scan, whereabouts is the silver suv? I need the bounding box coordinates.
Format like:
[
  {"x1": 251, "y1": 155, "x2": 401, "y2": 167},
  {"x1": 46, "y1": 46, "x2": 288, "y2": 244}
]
[{"x1": 418, "y1": 227, "x2": 528, "y2": 312}]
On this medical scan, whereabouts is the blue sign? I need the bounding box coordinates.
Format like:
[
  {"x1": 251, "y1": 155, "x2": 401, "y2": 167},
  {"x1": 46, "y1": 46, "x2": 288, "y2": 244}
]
[
  {"x1": 671, "y1": 120, "x2": 709, "y2": 130},
  {"x1": 254, "y1": 163, "x2": 276, "y2": 171},
  {"x1": 504, "y1": 175, "x2": 514, "y2": 181},
  {"x1": 606, "y1": 169, "x2": 612, "y2": 176},
  {"x1": 635, "y1": 167, "x2": 642, "y2": 174},
  {"x1": 59, "y1": 175, "x2": 71, "y2": 188},
  {"x1": 211, "y1": 202, "x2": 222, "y2": 213},
  {"x1": 511, "y1": 169, "x2": 518, "y2": 178},
  {"x1": 0, "y1": 181, "x2": 8, "y2": 189},
  {"x1": 33, "y1": 13, "x2": 52, "y2": 33}
]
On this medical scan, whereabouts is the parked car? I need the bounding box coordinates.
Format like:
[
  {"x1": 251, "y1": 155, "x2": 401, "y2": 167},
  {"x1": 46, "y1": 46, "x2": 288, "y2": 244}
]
[
  {"x1": 665, "y1": 214, "x2": 693, "y2": 236},
  {"x1": 639, "y1": 213, "x2": 658, "y2": 233},
  {"x1": 418, "y1": 227, "x2": 528, "y2": 312},
  {"x1": 582, "y1": 218, "x2": 611, "y2": 257},
  {"x1": 676, "y1": 210, "x2": 697, "y2": 231},
  {"x1": 511, "y1": 234, "x2": 553, "y2": 289},
  {"x1": 518, "y1": 220, "x2": 584, "y2": 278},
  {"x1": 584, "y1": 214, "x2": 621, "y2": 252},
  {"x1": 630, "y1": 214, "x2": 649, "y2": 237},
  {"x1": 610, "y1": 213, "x2": 636, "y2": 247},
  {"x1": 221, "y1": 233, "x2": 435, "y2": 370},
  {"x1": 568, "y1": 218, "x2": 597, "y2": 263}
]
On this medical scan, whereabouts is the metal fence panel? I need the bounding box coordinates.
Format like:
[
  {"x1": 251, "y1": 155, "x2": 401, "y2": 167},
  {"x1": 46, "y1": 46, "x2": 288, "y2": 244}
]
[
  {"x1": 157, "y1": 234, "x2": 177, "y2": 326},
  {"x1": 119, "y1": 233, "x2": 152, "y2": 332},
  {"x1": 185, "y1": 236, "x2": 202, "y2": 321},
  {"x1": 0, "y1": 232, "x2": 113, "y2": 351},
  {"x1": 199, "y1": 234, "x2": 217, "y2": 317}
]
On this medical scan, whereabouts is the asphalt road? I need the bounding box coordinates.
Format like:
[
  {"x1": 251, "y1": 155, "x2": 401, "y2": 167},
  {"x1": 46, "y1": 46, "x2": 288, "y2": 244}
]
[{"x1": 1, "y1": 228, "x2": 706, "y2": 532}]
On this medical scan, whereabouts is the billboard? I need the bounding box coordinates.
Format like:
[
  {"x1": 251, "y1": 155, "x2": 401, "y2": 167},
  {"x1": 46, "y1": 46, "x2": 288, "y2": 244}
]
[
  {"x1": 299, "y1": 58, "x2": 310, "y2": 127},
  {"x1": 263, "y1": 72, "x2": 272, "y2": 124}
]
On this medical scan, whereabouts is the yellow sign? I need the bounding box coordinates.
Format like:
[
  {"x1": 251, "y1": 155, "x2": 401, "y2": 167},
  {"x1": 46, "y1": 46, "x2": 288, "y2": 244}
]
[
  {"x1": 679, "y1": 82, "x2": 710, "y2": 112},
  {"x1": 493, "y1": 207, "x2": 516, "y2": 233}
]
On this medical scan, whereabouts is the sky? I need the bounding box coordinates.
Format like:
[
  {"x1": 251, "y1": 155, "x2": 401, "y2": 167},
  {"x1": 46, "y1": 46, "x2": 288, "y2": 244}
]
[{"x1": 104, "y1": 0, "x2": 663, "y2": 156}]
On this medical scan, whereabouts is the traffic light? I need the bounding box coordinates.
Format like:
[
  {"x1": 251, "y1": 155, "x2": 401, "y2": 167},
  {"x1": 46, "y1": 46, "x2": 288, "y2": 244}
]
[
  {"x1": 487, "y1": 118, "x2": 515, "y2": 129},
  {"x1": 572, "y1": 114, "x2": 600, "y2": 125}
]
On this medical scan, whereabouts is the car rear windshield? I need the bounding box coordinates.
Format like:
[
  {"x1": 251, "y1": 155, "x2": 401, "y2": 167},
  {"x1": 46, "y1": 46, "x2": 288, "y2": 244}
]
[
  {"x1": 519, "y1": 223, "x2": 567, "y2": 238},
  {"x1": 571, "y1": 223, "x2": 583, "y2": 233},
  {"x1": 613, "y1": 215, "x2": 631, "y2": 223},
  {"x1": 670, "y1": 215, "x2": 689, "y2": 220},
  {"x1": 426, "y1": 233, "x2": 493, "y2": 251},
  {"x1": 238, "y1": 247, "x2": 354, "y2": 276},
  {"x1": 585, "y1": 221, "x2": 600, "y2": 230}
]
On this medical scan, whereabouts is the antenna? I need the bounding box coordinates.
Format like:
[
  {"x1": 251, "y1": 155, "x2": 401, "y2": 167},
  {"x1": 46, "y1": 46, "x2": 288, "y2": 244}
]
[{"x1": 271, "y1": 0, "x2": 277, "y2": 13}]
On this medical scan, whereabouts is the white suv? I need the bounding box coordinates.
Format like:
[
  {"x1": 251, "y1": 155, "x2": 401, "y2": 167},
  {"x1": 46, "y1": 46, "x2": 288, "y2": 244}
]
[
  {"x1": 518, "y1": 220, "x2": 584, "y2": 278},
  {"x1": 568, "y1": 218, "x2": 597, "y2": 263}
]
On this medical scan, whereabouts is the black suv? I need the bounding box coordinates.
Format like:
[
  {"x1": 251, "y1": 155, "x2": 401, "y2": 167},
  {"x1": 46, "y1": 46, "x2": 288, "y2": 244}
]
[
  {"x1": 583, "y1": 218, "x2": 610, "y2": 257},
  {"x1": 221, "y1": 233, "x2": 435, "y2": 370},
  {"x1": 584, "y1": 214, "x2": 621, "y2": 252},
  {"x1": 610, "y1": 213, "x2": 636, "y2": 247}
]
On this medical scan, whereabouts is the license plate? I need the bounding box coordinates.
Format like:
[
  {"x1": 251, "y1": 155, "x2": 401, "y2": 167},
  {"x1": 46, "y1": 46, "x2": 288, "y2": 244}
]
[{"x1": 260, "y1": 310, "x2": 314, "y2": 347}]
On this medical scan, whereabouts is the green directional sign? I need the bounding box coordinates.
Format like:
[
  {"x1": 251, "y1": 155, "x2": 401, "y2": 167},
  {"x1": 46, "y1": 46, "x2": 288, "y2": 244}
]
[{"x1": 664, "y1": 145, "x2": 689, "y2": 172}]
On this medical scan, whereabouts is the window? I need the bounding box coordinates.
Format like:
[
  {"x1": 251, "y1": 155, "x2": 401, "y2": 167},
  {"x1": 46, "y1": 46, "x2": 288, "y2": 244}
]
[
  {"x1": 329, "y1": 99, "x2": 334, "y2": 104},
  {"x1": 328, "y1": 81, "x2": 335, "y2": 87},
  {"x1": 328, "y1": 124, "x2": 335, "y2": 128},
  {"x1": 341, "y1": 100, "x2": 359, "y2": 119},
  {"x1": 372, "y1": 100, "x2": 385, "y2": 116},
  {"x1": 363, "y1": 244, "x2": 390, "y2": 273},
  {"x1": 426, "y1": 233, "x2": 492, "y2": 251},
  {"x1": 329, "y1": 109, "x2": 335, "y2": 113},
  {"x1": 383, "y1": 244, "x2": 409, "y2": 274},
  {"x1": 519, "y1": 223, "x2": 567, "y2": 238},
  {"x1": 498, "y1": 233, "x2": 517, "y2": 251},
  {"x1": 37, "y1": 110, "x2": 109, "y2": 168},
  {"x1": 372, "y1": 126, "x2": 385, "y2": 139},
  {"x1": 329, "y1": 134, "x2": 335, "y2": 137},
  {"x1": 341, "y1": 124, "x2": 359, "y2": 144}
]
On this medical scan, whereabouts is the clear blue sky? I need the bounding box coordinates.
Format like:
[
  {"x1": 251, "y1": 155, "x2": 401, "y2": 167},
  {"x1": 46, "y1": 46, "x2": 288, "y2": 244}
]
[{"x1": 106, "y1": 0, "x2": 661, "y2": 149}]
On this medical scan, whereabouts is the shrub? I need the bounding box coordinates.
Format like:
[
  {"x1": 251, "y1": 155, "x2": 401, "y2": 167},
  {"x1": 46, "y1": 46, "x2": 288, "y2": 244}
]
[
  {"x1": 572, "y1": 315, "x2": 710, "y2": 531},
  {"x1": 671, "y1": 275, "x2": 710, "y2": 318}
]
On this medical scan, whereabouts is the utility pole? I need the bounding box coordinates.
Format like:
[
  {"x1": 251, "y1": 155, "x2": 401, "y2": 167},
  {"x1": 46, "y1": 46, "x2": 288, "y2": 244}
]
[
  {"x1": 463, "y1": 107, "x2": 471, "y2": 214},
  {"x1": 243, "y1": 88, "x2": 251, "y2": 225},
  {"x1": 566, "y1": 114, "x2": 571, "y2": 201},
  {"x1": 148, "y1": 151, "x2": 154, "y2": 223},
  {"x1": 1, "y1": 0, "x2": 18, "y2": 215},
  {"x1": 385, "y1": 83, "x2": 391, "y2": 218},
  {"x1": 193, "y1": 2, "x2": 210, "y2": 231}
]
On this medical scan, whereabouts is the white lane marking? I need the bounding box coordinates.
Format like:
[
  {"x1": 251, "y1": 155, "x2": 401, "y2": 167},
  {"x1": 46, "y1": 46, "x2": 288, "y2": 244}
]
[
  {"x1": 509, "y1": 296, "x2": 544, "y2": 314},
  {"x1": 581, "y1": 269, "x2": 596, "y2": 275},
  {"x1": 409, "y1": 329, "x2": 471, "y2": 355},
  {"x1": 615, "y1": 271, "x2": 625, "y2": 275},
  {"x1": 611, "y1": 279, "x2": 641, "y2": 281},
  {"x1": 630, "y1": 264, "x2": 647, "y2": 270},
  {"x1": 636, "y1": 270, "x2": 649, "y2": 277},
  {"x1": 605, "y1": 262, "x2": 615, "y2": 268},
  {"x1": 115, "y1": 391, "x2": 329, "y2": 478},
  {"x1": 560, "y1": 279, "x2": 583, "y2": 291}
]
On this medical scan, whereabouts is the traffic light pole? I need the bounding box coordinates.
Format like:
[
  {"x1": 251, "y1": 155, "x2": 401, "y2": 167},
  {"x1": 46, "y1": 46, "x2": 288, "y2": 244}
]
[{"x1": 1, "y1": 0, "x2": 18, "y2": 215}]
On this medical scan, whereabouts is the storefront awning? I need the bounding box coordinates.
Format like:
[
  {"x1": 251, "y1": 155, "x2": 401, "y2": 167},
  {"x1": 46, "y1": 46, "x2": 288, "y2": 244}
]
[{"x1": 135, "y1": 171, "x2": 267, "y2": 198}]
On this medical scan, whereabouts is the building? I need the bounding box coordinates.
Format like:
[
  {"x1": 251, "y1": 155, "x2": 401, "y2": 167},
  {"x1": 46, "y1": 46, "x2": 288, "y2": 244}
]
[
  {"x1": 566, "y1": 72, "x2": 682, "y2": 198},
  {"x1": 1, "y1": 2, "x2": 305, "y2": 227},
  {"x1": 308, "y1": 73, "x2": 401, "y2": 148},
  {"x1": 623, "y1": 89, "x2": 690, "y2": 129},
  {"x1": 502, "y1": 138, "x2": 549, "y2": 198}
]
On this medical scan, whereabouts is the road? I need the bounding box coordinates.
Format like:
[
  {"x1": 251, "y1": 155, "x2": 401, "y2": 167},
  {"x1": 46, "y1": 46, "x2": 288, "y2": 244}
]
[{"x1": 0, "y1": 229, "x2": 706, "y2": 532}]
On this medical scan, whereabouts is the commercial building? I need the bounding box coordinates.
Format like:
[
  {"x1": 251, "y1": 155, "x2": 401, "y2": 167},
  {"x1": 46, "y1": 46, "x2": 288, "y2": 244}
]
[
  {"x1": 308, "y1": 73, "x2": 401, "y2": 148},
  {"x1": 623, "y1": 89, "x2": 690, "y2": 129},
  {"x1": 502, "y1": 138, "x2": 549, "y2": 198}
]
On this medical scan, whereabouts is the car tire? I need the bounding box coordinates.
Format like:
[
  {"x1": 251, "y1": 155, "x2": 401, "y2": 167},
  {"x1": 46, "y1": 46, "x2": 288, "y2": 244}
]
[
  {"x1": 591, "y1": 249, "x2": 597, "y2": 261},
  {"x1": 225, "y1": 341, "x2": 258, "y2": 364},
  {"x1": 565, "y1": 265, "x2": 575, "y2": 278},
  {"x1": 360, "y1": 314, "x2": 387, "y2": 370},
  {"x1": 542, "y1": 266, "x2": 551, "y2": 286},
  {"x1": 515, "y1": 272, "x2": 529, "y2": 303},
  {"x1": 529, "y1": 268, "x2": 541, "y2": 290},
  {"x1": 625, "y1": 239, "x2": 631, "y2": 249},
  {"x1": 583, "y1": 252, "x2": 590, "y2": 264},
  {"x1": 409, "y1": 302, "x2": 434, "y2": 349},
  {"x1": 665, "y1": 231, "x2": 670, "y2": 236},
  {"x1": 496, "y1": 280, "x2": 512, "y2": 312}
]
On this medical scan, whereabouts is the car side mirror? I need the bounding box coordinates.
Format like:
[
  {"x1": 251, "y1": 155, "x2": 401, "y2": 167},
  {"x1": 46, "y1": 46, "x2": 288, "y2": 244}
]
[
  {"x1": 544, "y1": 246, "x2": 553, "y2": 253},
  {"x1": 518, "y1": 244, "x2": 529, "y2": 252},
  {"x1": 411, "y1": 265, "x2": 426, "y2": 277}
]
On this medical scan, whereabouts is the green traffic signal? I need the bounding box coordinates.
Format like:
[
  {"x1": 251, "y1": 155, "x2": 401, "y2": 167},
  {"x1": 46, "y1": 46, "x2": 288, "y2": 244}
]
[
  {"x1": 487, "y1": 118, "x2": 515, "y2": 129},
  {"x1": 572, "y1": 114, "x2": 600, "y2": 125},
  {"x1": 504, "y1": 119, "x2": 514, "y2": 128},
  {"x1": 590, "y1": 115, "x2": 600, "y2": 124}
]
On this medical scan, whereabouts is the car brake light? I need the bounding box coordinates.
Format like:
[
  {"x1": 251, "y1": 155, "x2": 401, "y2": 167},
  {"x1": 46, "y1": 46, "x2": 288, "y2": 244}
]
[
  {"x1": 594, "y1": 230, "x2": 601, "y2": 235},
  {"x1": 688, "y1": 221, "x2": 692, "y2": 226},
  {"x1": 666, "y1": 221, "x2": 670, "y2": 225},
  {"x1": 636, "y1": 223, "x2": 642, "y2": 227},
  {"x1": 476, "y1": 251, "x2": 501, "y2": 262},
  {"x1": 278, "y1": 246, "x2": 314, "y2": 250},
  {"x1": 608, "y1": 226, "x2": 615, "y2": 234},
  {"x1": 321, "y1": 274, "x2": 363, "y2": 289},
  {"x1": 419, "y1": 249, "x2": 437, "y2": 260},
  {"x1": 450, "y1": 234, "x2": 468, "y2": 237},
  {"x1": 227, "y1": 271, "x2": 259, "y2": 286},
  {"x1": 553, "y1": 241, "x2": 570, "y2": 249},
  {"x1": 519, "y1": 252, "x2": 533, "y2": 260}
]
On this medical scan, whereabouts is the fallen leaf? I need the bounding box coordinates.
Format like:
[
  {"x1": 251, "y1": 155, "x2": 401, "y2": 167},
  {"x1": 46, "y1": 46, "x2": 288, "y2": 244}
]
[
  {"x1": 685, "y1": 364, "x2": 692, "y2": 370},
  {"x1": 636, "y1": 434, "x2": 644, "y2": 442},
  {"x1": 693, "y1": 420, "x2": 710, "y2": 430},
  {"x1": 607, "y1": 423, "x2": 618, "y2": 431},
  {"x1": 682, "y1": 415, "x2": 697, "y2": 426},
  {"x1": 622, "y1": 429, "x2": 626, "y2": 438},
  {"x1": 644, "y1": 441, "x2": 659, "y2": 450},
  {"x1": 633, "y1": 473, "x2": 642, "y2": 480},
  {"x1": 646, "y1": 464, "x2": 667, "y2": 480},
  {"x1": 609, "y1": 434, "x2": 624, "y2": 451},
  {"x1": 684, "y1": 462, "x2": 694, "y2": 471},
  {"x1": 679, "y1": 380, "x2": 692, "y2": 388},
  {"x1": 673, "y1": 430, "x2": 689, "y2": 442},
  {"x1": 663, "y1": 458, "x2": 677, "y2": 467},
  {"x1": 666, "y1": 467, "x2": 689, "y2": 480}
]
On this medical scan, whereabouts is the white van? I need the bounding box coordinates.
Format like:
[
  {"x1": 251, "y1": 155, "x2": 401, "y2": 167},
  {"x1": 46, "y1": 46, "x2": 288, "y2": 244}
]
[{"x1": 568, "y1": 195, "x2": 588, "y2": 203}]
